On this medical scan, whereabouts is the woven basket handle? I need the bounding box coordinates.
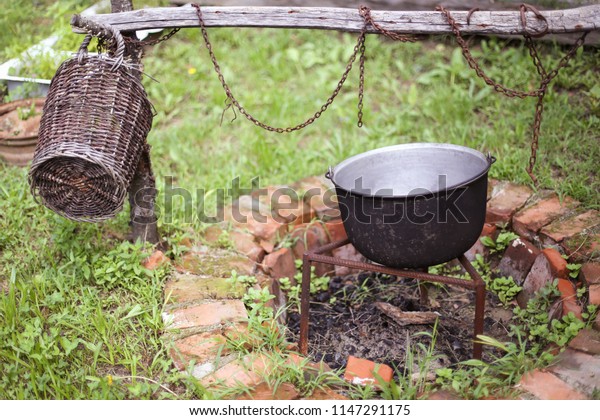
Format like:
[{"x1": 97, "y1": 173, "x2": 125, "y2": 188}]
[{"x1": 77, "y1": 22, "x2": 125, "y2": 70}]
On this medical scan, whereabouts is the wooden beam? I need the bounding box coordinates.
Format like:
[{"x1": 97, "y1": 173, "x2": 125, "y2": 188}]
[{"x1": 71, "y1": 4, "x2": 599, "y2": 36}]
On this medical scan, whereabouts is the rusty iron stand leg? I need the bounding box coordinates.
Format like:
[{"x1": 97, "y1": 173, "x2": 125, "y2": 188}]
[
  {"x1": 459, "y1": 255, "x2": 486, "y2": 359},
  {"x1": 299, "y1": 253, "x2": 313, "y2": 355}
]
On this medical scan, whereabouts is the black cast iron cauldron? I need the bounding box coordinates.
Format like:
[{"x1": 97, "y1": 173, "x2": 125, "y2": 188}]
[{"x1": 326, "y1": 143, "x2": 495, "y2": 268}]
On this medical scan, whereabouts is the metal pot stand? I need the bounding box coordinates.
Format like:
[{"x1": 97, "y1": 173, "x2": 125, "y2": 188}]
[{"x1": 298, "y1": 238, "x2": 486, "y2": 360}]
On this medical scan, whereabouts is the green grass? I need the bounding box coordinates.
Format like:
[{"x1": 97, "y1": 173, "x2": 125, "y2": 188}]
[{"x1": 1, "y1": 1, "x2": 599, "y2": 399}]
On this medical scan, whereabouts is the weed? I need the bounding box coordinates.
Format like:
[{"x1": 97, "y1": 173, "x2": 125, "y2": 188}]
[{"x1": 480, "y1": 231, "x2": 520, "y2": 254}]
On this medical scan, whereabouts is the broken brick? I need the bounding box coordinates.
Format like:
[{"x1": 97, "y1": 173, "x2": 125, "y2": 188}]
[
  {"x1": 519, "y1": 370, "x2": 587, "y2": 400},
  {"x1": 332, "y1": 243, "x2": 367, "y2": 277},
  {"x1": 143, "y1": 250, "x2": 169, "y2": 271},
  {"x1": 518, "y1": 249, "x2": 568, "y2": 307},
  {"x1": 568, "y1": 328, "x2": 600, "y2": 355},
  {"x1": 485, "y1": 182, "x2": 533, "y2": 226},
  {"x1": 262, "y1": 247, "x2": 296, "y2": 281},
  {"x1": 324, "y1": 220, "x2": 348, "y2": 243},
  {"x1": 580, "y1": 262, "x2": 600, "y2": 286},
  {"x1": 170, "y1": 330, "x2": 230, "y2": 370},
  {"x1": 238, "y1": 382, "x2": 300, "y2": 400},
  {"x1": 230, "y1": 230, "x2": 266, "y2": 262},
  {"x1": 343, "y1": 356, "x2": 393, "y2": 386},
  {"x1": 512, "y1": 194, "x2": 579, "y2": 240},
  {"x1": 164, "y1": 273, "x2": 246, "y2": 305},
  {"x1": 290, "y1": 223, "x2": 333, "y2": 276},
  {"x1": 556, "y1": 278, "x2": 582, "y2": 319},
  {"x1": 465, "y1": 223, "x2": 498, "y2": 261},
  {"x1": 163, "y1": 300, "x2": 248, "y2": 330},
  {"x1": 497, "y1": 237, "x2": 540, "y2": 285},
  {"x1": 540, "y1": 210, "x2": 600, "y2": 246}
]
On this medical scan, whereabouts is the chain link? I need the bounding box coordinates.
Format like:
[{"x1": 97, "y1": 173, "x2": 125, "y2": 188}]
[
  {"x1": 124, "y1": 28, "x2": 181, "y2": 47},
  {"x1": 437, "y1": 5, "x2": 588, "y2": 183},
  {"x1": 193, "y1": 3, "x2": 371, "y2": 132}
]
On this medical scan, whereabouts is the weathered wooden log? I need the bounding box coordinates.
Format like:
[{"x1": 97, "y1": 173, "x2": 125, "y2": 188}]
[
  {"x1": 71, "y1": 4, "x2": 599, "y2": 36},
  {"x1": 375, "y1": 302, "x2": 439, "y2": 326}
]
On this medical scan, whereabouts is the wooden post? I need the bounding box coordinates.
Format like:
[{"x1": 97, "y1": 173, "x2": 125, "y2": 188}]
[{"x1": 111, "y1": 0, "x2": 160, "y2": 245}]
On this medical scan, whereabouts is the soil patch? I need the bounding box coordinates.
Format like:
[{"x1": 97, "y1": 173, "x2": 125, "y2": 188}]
[{"x1": 286, "y1": 269, "x2": 513, "y2": 372}]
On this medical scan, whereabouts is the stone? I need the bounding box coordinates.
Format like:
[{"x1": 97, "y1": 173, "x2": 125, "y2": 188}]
[
  {"x1": 176, "y1": 247, "x2": 255, "y2": 277},
  {"x1": 556, "y1": 278, "x2": 582, "y2": 319},
  {"x1": 332, "y1": 243, "x2": 367, "y2": 277},
  {"x1": 518, "y1": 248, "x2": 569, "y2": 307},
  {"x1": 485, "y1": 182, "x2": 533, "y2": 226},
  {"x1": 143, "y1": 250, "x2": 169, "y2": 270},
  {"x1": 164, "y1": 273, "x2": 246, "y2": 305},
  {"x1": 343, "y1": 356, "x2": 394, "y2": 386},
  {"x1": 238, "y1": 382, "x2": 300, "y2": 400},
  {"x1": 262, "y1": 247, "x2": 297, "y2": 281},
  {"x1": 170, "y1": 330, "x2": 230, "y2": 370},
  {"x1": 497, "y1": 237, "x2": 540, "y2": 285},
  {"x1": 163, "y1": 300, "x2": 248, "y2": 330},
  {"x1": 230, "y1": 230, "x2": 266, "y2": 262},
  {"x1": 512, "y1": 194, "x2": 579, "y2": 240},
  {"x1": 519, "y1": 370, "x2": 587, "y2": 399},
  {"x1": 549, "y1": 349, "x2": 600, "y2": 397},
  {"x1": 465, "y1": 223, "x2": 498, "y2": 261},
  {"x1": 568, "y1": 328, "x2": 600, "y2": 355},
  {"x1": 540, "y1": 210, "x2": 600, "y2": 246}
]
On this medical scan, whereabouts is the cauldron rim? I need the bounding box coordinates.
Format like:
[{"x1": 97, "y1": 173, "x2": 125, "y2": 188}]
[{"x1": 328, "y1": 143, "x2": 493, "y2": 199}]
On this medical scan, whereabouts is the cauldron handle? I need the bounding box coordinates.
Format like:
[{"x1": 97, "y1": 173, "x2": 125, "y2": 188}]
[
  {"x1": 325, "y1": 166, "x2": 334, "y2": 180},
  {"x1": 487, "y1": 153, "x2": 496, "y2": 165}
]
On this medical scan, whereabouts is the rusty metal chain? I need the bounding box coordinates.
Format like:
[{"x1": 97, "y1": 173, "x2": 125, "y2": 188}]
[
  {"x1": 437, "y1": 5, "x2": 587, "y2": 183},
  {"x1": 123, "y1": 28, "x2": 181, "y2": 47},
  {"x1": 358, "y1": 5, "x2": 416, "y2": 43},
  {"x1": 192, "y1": 3, "x2": 370, "y2": 132}
]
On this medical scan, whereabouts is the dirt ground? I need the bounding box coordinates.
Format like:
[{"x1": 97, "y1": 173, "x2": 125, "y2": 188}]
[{"x1": 286, "y1": 269, "x2": 513, "y2": 373}]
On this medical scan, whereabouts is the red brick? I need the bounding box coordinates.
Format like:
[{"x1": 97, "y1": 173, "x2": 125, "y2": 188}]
[
  {"x1": 170, "y1": 330, "x2": 230, "y2": 370},
  {"x1": 291, "y1": 223, "x2": 333, "y2": 276},
  {"x1": 497, "y1": 238, "x2": 540, "y2": 285},
  {"x1": 512, "y1": 194, "x2": 579, "y2": 240},
  {"x1": 176, "y1": 248, "x2": 255, "y2": 277},
  {"x1": 332, "y1": 243, "x2": 367, "y2": 277},
  {"x1": 324, "y1": 220, "x2": 348, "y2": 243},
  {"x1": 580, "y1": 263, "x2": 600, "y2": 286},
  {"x1": 252, "y1": 185, "x2": 313, "y2": 225},
  {"x1": 465, "y1": 223, "x2": 497, "y2": 261},
  {"x1": 238, "y1": 382, "x2": 300, "y2": 400},
  {"x1": 230, "y1": 230, "x2": 266, "y2": 262},
  {"x1": 519, "y1": 370, "x2": 587, "y2": 399},
  {"x1": 485, "y1": 182, "x2": 533, "y2": 225},
  {"x1": 518, "y1": 249, "x2": 568, "y2": 306},
  {"x1": 562, "y1": 230, "x2": 600, "y2": 263},
  {"x1": 203, "y1": 225, "x2": 224, "y2": 246},
  {"x1": 542, "y1": 248, "x2": 569, "y2": 278},
  {"x1": 556, "y1": 278, "x2": 582, "y2": 319},
  {"x1": 540, "y1": 210, "x2": 600, "y2": 246},
  {"x1": 201, "y1": 354, "x2": 267, "y2": 388},
  {"x1": 590, "y1": 284, "x2": 600, "y2": 306},
  {"x1": 262, "y1": 247, "x2": 296, "y2": 281},
  {"x1": 164, "y1": 273, "x2": 246, "y2": 304},
  {"x1": 143, "y1": 250, "x2": 169, "y2": 270},
  {"x1": 343, "y1": 356, "x2": 393, "y2": 386},
  {"x1": 424, "y1": 390, "x2": 461, "y2": 400},
  {"x1": 304, "y1": 388, "x2": 349, "y2": 400},
  {"x1": 568, "y1": 328, "x2": 600, "y2": 355},
  {"x1": 164, "y1": 300, "x2": 248, "y2": 330},
  {"x1": 549, "y1": 349, "x2": 600, "y2": 398},
  {"x1": 295, "y1": 176, "x2": 340, "y2": 221}
]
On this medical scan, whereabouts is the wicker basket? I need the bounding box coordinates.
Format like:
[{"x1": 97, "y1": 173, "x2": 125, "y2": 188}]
[{"x1": 29, "y1": 25, "x2": 153, "y2": 222}]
